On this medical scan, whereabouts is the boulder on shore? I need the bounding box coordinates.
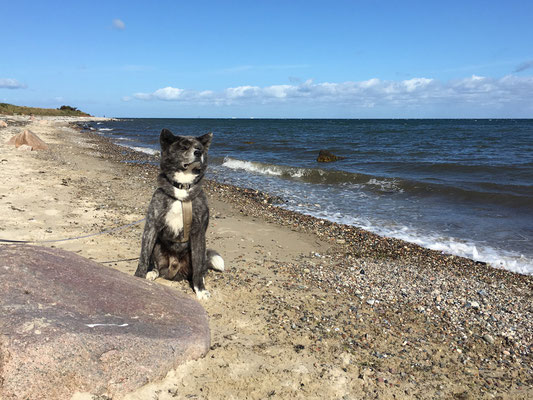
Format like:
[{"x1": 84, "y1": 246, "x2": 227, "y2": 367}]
[
  {"x1": 317, "y1": 149, "x2": 344, "y2": 163},
  {"x1": 0, "y1": 120, "x2": 7, "y2": 128},
  {"x1": 0, "y1": 245, "x2": 210, "y2": 400},
  {"x1": 6, "y1": 129, "x2": 49, "y2": 150}
]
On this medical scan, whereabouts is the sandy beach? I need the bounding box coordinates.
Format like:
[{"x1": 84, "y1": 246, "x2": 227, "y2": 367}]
[{"x1": 1, "y1": 117, "x2": 531, "y2": 399}]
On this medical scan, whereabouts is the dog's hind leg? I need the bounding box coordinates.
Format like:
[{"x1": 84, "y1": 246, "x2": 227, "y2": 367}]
[{"x1": 207, "y1": 249, "x2": 225, "y2": 272}]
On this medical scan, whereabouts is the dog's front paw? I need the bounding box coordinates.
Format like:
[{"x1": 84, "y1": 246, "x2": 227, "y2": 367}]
[
  {"x1": 146, "y1": 270, "x2": 159, "y2": 281},
  {"x1": 195, "y1": 288, "x2": 211, "y2": 300}
]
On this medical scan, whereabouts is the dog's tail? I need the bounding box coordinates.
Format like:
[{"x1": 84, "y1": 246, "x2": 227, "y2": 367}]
[{"x1": 207, "y1": 249, "x2": 225, "y2": 272}]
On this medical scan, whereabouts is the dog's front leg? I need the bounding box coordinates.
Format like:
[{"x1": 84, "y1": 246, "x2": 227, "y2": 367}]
[
  {"x1": 190, "y1": 229, "x2": 209, "y2": 299},
  {"x1": 135, "y1": 205, "x2": 159, "y2": 278}
]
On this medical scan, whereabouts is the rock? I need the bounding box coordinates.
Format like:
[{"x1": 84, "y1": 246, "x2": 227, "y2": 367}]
[
  {"x1": 366, "y1": 299, "x2": 376, "y2": 306},
  {"x1": 317, "y1": 150, "x2": 344, "y2": 163},
  {"x1": 0, "y1": 245, "x2": 210, "y2": 400},
  {"x1": 17, "y1": 144, "x2": 33, "y2": 151},
  {"x1": 0, "y1": 120, "x2": 7, "y2": 127},
  {"x1": 483, "y1": 334, "x2": 495, "y2": 344},
  {"x1": 6, "y1": 129, "x2": 49, "y2": 150},
  {"x1": 466, "y1": 300, "x2": 481, "y2": 310}
]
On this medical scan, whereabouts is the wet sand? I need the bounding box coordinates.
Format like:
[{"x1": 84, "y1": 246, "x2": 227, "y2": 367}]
[{"x1": 1, "y1": 116, "x2": 531, "y2": 399}]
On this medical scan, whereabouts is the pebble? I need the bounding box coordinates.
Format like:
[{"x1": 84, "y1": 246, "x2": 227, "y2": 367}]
[
  {"x1": 77, "y1": 130, "x2": 533, "y2": 395},
  {"x1": 483, "y1": 334, "x2": 495, "y2": 344},
  {"x1": 466, "y1": 301, "x2": 480, "y2": 310}
]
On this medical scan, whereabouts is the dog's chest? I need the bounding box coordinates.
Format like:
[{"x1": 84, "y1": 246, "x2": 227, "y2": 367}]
[{"x1": 164, "y1": 200, "x2": 184, "y2": 235}]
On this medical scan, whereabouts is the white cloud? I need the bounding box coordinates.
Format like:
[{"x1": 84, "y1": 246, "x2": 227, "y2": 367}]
[
  {"x1": 0, "y1": 78, "x2": 27, "y2": 89},
  {"x1": 225, "y1": 85, "x2": 260, "y2": 99},
  {"x1": 134, "y1": 86, "x2": 185, "y2": 101},
  {"x1": 112, "y1": 19, "x2": 125, "y2": 30},
  {"x1": 402, "y1": 77, "x2": 434, "y2": 92},
  {"x1": 152, "y1": 87, "x2": 184, "y2": 100},
  {"x1": 127, "y1": 75, "x2": 533, "y2": 111}
]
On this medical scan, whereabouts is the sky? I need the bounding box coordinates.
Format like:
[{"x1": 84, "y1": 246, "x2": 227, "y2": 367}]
[{"x1": 1, "y1": 0, "x2": 533, "y2": 118}]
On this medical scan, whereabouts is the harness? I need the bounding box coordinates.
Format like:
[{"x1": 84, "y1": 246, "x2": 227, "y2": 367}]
[
  {"x1": 166, "y1": 183, "x2": 194, "y2": 280},
  {"x1": 180, "y1": 199, "x2": 193, "y2": 243},
  {"x1": 166, "y1": 176, "x2": 194, "y2": 243}
]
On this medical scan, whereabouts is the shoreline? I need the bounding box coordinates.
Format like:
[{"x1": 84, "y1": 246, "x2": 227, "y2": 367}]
[
  {"x1": 83, "y1": 121, "x2": 531, "y2": 282},
  {"x1": 89, "y1": 118, "x2": 533, "y2": 276},
  {"x1": 1, "y1": 116, "x2": 532, "y2": 399}
]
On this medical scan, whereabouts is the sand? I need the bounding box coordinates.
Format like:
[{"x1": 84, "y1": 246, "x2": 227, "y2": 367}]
[{"x1": 1, "y1": 116, "x2": 531, "y2": 399}]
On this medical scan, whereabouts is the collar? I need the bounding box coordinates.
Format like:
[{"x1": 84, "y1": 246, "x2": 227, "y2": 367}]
[
  {"x1": 172, "y1": 181, "x2": 193, "y2": 190},
  {"x1": 164, "y1": 174, "x2": 194, "y2": 190}
]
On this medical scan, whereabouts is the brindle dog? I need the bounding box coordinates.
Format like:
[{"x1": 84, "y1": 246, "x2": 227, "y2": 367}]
[{"x1": 134, "y1": 129, "x2": 224, "y2": 299}]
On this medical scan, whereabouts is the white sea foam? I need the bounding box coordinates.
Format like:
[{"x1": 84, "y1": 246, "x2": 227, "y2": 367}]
[
  {"x1": 128, "y1": 146, "x2": 159, "y2": 156},
  {"x1": 367, "y1": 178, "x2": 404, "y2": 193},
  {"x1": 222, "y1": 157, "x2": 311, "y2": 180},
  {"x1": 115, "y1": 136, "x2": 134, "y2": 142},
  {"x1": 321, "y1": 211, "x2": 533, "y2": 275},
  {"x1": 98, "y1": 128, "x2": 113, "y2": 131},
  {"x1": 222, "y1": 157, "x2": 283, "y2": 176}
]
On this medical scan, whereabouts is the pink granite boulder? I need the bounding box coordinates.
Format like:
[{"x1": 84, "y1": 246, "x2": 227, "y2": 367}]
[
  {"x1": 6, "y1": 129, "x2": 49, "y2": 150},
  {"x1": 0, "y1": 245, "x2": 210, "y2": 399}
]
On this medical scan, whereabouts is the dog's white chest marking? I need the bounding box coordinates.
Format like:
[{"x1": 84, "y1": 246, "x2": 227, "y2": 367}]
[
  {"x1": 171, "y1": 169, "x2": 197, "y2": 200},
  {"x1": 173, "y1": 170, "x2": 196, "y2": 184},
  {"x1": 173, "y1": 187, "x2": 189, "y2": 200},
  {"x1": 165, "y1": 200, "x2": 184, "y2": 235}
]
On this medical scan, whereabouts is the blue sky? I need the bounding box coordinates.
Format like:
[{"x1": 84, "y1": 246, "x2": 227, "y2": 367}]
[{"x1": 1, "y1": 0, "x2": 533, "y2": 118}]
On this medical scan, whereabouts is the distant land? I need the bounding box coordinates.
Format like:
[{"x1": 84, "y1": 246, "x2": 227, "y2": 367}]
[{"x1": 0, "y1": 103, "x2": 91, "y2": 117}]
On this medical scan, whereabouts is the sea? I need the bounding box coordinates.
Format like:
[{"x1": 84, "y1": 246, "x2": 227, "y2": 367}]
[{"x1": 88, "y1": 118, "x2": 533, "y2": 276}]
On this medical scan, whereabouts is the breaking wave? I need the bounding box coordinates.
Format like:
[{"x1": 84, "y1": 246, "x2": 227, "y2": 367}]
[{"x1": 220, "y1": 157, "x2": 533, "y2": 208}]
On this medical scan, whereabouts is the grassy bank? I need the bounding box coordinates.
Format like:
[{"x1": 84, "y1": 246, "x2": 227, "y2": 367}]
[{"x1": 0, "y1": 103, "x2": 90, "y2": 117}]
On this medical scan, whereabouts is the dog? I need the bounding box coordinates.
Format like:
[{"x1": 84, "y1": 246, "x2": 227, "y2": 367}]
[{"x1": 134, "y1": 128, "x2": 224, "y2": 299}]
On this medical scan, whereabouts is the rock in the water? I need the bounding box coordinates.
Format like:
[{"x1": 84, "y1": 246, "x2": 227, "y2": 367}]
[
  {"x1": 6, "y1": 129, "x2": 49, "y2": 150},
  {"x1": 0, "y1": 245, "x2": 210, "y2": 400},
  {"x1": 317, "y1": 149, "x2": 343, "y2": 163}
]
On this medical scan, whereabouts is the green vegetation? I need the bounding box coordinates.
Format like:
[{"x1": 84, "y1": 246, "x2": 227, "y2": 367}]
[{"x1": 0, "y1": 103, "x2": 91, "y2": 116}]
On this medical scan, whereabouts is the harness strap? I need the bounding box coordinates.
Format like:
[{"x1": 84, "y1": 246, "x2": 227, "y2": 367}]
[
  {"x1": 165, "y1": 199, "x2": 193, "y2": 280},
  {"x1": 181, "y1": 200, "x2": 193, "y2": 243}
]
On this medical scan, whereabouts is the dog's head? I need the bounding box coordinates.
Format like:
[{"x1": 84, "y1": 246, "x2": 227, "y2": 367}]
[{"x1": 159, "y1": 129, "x2": 212, "y2": 184}]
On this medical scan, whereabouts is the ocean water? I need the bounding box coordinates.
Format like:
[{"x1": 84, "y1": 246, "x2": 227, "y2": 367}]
[{"x1": 88, "y1": 118, "x2": 533, "y2": 275}]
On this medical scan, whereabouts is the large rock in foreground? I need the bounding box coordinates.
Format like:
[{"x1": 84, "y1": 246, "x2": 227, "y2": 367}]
[{"x1": 0, "y1": 245, "x2": 210, "y2": 399}]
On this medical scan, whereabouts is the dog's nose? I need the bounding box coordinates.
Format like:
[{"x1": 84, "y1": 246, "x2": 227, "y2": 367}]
[{"x1": 194, "y1": 149, "x2": 202, "y2": 158}]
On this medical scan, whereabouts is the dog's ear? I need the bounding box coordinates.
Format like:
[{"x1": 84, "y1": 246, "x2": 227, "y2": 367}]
[
  {"x1": 160, "y1": 129, "x2": 176, "y2": 149},
  {"x1": 197, "y1": 132, "x2": 213, "y2": 150}
]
